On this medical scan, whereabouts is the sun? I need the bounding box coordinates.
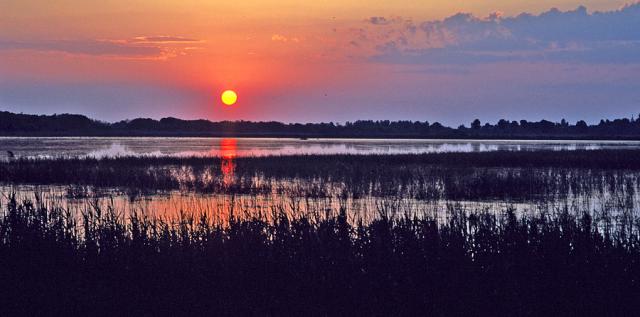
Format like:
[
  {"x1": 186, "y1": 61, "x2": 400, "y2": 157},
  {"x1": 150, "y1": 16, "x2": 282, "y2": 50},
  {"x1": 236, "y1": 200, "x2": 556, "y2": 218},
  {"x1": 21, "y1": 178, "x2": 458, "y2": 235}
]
[{"x1": 221, "y1": 90, "x2": 237, "y2": 106}]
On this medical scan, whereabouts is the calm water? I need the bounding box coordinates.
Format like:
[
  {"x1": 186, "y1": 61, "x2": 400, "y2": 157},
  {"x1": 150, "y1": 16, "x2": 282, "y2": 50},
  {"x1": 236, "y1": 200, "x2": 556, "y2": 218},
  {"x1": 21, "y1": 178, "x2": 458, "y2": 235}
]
[
  {"x1": 2, "y1": 137, "x2": 640, "y2": 222},
  {"x1": 2, "y1": 183, "x2": 631, "y2": 225},
  {"x1": 1, "y1": 137, "x2": 640, "y2": 159}
]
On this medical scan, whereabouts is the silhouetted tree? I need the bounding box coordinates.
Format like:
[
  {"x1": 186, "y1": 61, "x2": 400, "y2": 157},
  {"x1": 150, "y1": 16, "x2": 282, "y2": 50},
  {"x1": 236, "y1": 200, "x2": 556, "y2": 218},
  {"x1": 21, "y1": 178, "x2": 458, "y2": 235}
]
[
  {"x1": 2, "y1": 111, "x2": 640, "y2": 139},
  {"x1": 471, "y1": 119, "x2": 481, "y2": 130}
]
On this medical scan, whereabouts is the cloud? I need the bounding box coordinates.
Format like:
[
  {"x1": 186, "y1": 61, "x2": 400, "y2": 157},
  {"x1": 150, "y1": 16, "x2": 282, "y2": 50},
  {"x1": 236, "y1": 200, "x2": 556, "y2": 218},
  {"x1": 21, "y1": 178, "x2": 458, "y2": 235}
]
[
  {"x1": 271, "y1": 34, "x2": 300, "y2": 43},
  {"x1": 0, "y1": 39, "x2": 160, "y2": 56},
  {"x1": 367, "y1": 17, "x2": 392, "y2": 25},
  {"x1": 271, "y1": 34, "x2": 287, "y2": 42},
  {"x1": 131, "y1": 36, "x2": 201, "y2": 43},
  {"x1": 356, "y1": 3, "x2": 640, "y2": 64},
  {"x1": 0, "y1": 35, "x2": 203, "y2": 58}
]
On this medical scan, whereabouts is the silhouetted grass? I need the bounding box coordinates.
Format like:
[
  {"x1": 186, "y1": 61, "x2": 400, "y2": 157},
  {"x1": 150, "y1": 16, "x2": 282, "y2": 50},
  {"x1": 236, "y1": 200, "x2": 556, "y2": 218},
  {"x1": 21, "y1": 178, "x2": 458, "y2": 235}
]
[
  {"x1": 3, "y1": 150, "x2": 640, "y2": 315},
  {"x1": 1, "y1": 195, "x2": 639, "y2": 315},
  {"x1": 2, "y1": 150, "x2": 640, "y2": 202}
]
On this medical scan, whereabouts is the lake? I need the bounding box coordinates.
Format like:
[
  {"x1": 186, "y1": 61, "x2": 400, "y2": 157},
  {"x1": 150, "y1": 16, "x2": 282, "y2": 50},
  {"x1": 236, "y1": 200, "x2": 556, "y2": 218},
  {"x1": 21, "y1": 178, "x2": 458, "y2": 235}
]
[
  {"x1": 2, "y1": 137, "x2": 640, "y2": 159},
  {"x1": 2, "y1": 137, "x2": 640, "y2": 225}
]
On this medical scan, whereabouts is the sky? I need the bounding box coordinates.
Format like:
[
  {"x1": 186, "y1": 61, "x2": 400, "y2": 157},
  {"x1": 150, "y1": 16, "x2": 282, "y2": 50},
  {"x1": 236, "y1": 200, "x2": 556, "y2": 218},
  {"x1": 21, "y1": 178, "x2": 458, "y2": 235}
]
[{"x1": 1, "y1": 0, "x2": 639, "y2": 126}]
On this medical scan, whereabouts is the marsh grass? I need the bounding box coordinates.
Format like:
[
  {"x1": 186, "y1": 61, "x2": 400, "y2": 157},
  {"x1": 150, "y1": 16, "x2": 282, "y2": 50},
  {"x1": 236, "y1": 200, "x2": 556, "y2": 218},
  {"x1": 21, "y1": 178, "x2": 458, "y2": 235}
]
[
  {"x1": 1, "y1": 195, "x2": 640, "y2": 315},
  {"x1": 2, "y1": 150, "x2": 640, "y2": 315},
  {"x1": 2, "y1": 150, "x2": 640, "y2": 203}
]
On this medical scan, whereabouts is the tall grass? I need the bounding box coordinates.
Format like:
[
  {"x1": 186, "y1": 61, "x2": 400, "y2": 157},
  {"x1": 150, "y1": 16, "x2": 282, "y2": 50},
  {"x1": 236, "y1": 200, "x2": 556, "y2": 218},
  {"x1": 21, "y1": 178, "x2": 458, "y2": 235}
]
[
  {"x1": 2, "y1": 150, "x2": 640, "y2": 202},
  {"x1": 1, "y1": 196, "x2": 639, "y2": 315},
  {"x1": 2, "y1": 150, "x2": 640, "y2": 314}
]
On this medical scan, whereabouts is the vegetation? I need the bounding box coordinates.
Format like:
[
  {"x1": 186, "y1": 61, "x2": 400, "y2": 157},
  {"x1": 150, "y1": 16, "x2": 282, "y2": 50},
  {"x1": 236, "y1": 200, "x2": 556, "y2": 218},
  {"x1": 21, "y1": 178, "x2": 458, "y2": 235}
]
[
  {"x1": 1, "y1": 196, "x2": 639, "y2": 315},
  {"x1": 2, "y1": 150, "x2": 640, "y2": 314},
  {"x1": 2, "y1": 150, "x2": 640, "y2": 202},
  {"x1": 3, "y1": 110, "x2": 640, "y2": 138}
]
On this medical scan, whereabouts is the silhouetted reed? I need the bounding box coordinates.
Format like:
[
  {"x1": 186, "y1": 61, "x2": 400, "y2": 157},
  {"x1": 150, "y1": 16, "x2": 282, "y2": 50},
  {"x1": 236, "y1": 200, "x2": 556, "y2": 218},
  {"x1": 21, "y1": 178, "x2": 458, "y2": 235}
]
[
  {"x1": 2, "y1": 150, "x2": 640, "y2": 203},
  {"x1": 1, "y1": 195, "x2": 639, "y2": 315}
]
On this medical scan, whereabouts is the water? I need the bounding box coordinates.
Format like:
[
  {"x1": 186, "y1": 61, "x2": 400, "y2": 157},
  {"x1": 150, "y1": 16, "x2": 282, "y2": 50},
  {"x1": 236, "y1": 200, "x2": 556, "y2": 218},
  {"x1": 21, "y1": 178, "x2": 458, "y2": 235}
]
[
  {"x1": 1, "y1": 137, "x2": 640, "y2": 159},
  {"x1": 2, "y1": 137, "x2": 640, "y2": 224},
  {"x1": 2, "y1": 183, "x2": 629, "y2": 226}
]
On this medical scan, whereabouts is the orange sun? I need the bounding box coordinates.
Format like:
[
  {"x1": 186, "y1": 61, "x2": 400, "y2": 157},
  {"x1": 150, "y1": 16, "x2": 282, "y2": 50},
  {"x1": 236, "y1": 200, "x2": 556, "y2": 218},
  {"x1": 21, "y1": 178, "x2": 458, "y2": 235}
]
[{"x1": 221, "y1": 90, "x2": 237, "y2": 106}]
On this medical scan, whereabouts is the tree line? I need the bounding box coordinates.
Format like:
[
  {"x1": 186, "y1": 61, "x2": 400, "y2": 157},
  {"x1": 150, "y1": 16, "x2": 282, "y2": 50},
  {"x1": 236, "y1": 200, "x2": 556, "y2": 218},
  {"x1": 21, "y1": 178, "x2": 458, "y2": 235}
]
[{"x1": 1, "y1": 110, "x2": 640, "y2": 139}]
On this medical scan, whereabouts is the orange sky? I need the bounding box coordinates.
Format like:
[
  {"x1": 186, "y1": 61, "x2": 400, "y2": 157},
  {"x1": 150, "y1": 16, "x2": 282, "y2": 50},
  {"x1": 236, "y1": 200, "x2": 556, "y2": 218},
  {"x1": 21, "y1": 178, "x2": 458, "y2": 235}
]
[{"x1": 1, "y1": 1, "x2": 638, "y2": 124}]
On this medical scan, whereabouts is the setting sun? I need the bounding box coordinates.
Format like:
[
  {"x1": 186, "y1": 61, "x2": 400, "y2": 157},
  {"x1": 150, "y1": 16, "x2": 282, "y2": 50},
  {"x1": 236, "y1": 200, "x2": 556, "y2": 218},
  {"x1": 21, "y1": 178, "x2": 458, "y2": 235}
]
[{"x1": 221, "y1": 90, "x2": 238, "y2": 106}]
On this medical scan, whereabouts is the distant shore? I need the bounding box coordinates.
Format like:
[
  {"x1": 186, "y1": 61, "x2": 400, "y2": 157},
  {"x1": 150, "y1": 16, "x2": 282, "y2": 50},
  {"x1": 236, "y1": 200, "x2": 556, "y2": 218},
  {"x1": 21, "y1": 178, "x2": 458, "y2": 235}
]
[
  {"x1": 2, "y1": 110, "x2": 640, "y2": 140},
  {"x1": 3, "y1": 132, "x2": 640, "y2": 140}
]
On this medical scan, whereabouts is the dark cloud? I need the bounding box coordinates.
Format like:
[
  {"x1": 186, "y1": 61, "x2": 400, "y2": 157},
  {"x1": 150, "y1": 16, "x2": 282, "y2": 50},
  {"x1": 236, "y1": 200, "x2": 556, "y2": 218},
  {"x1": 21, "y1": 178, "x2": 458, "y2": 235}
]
[
  {"x1": 367, "y1": 17, "x2": 391, "y2": 25},
  {"x1": 501, "y1": 5, "x2": 640, "y2": 42},
  {"x1": 364, "y1": 3, "x2": 640, "y2": 64}
]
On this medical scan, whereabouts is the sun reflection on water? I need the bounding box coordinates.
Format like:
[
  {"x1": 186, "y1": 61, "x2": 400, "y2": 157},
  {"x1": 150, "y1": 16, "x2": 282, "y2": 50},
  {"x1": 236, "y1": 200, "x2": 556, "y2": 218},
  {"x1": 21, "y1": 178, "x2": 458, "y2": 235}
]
[{"x1": 220, "y1": 138, "x2": 237, "y2": 187}]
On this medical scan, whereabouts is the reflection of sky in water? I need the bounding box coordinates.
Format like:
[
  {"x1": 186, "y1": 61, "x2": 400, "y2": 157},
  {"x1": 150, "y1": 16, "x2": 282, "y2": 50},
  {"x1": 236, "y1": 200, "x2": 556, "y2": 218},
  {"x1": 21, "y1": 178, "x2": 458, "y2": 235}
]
[
  {"x1": 2, "y1": 184, "x2": 637, "y2": 225},
  {"x1": 0, "y1": 137, "x2": 639, "y2": 159}
]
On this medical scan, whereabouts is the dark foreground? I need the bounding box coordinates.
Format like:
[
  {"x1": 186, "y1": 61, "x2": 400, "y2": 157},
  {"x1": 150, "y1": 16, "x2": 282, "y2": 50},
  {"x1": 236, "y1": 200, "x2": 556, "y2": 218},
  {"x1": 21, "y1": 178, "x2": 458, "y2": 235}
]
[{"x1": 1, "y1": 197, "x2": 639, "y2": 316}]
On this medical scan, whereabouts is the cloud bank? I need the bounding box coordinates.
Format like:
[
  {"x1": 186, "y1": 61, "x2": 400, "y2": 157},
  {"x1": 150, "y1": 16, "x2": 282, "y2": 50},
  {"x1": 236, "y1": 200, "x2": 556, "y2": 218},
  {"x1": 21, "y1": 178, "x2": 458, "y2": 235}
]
[{"x1": 354, "y1": 3, "x2": 640, "y2": 64}]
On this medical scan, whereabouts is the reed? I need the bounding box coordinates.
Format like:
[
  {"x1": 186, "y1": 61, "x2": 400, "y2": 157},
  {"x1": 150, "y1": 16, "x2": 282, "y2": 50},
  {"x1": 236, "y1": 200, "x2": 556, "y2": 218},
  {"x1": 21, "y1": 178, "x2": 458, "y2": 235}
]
[
  {"x1": 1, "y1": 150, "x2": 640, "y2": 202},
  {"x1": 1, "y1": 196, "x2": 639, "y2": 315}
]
